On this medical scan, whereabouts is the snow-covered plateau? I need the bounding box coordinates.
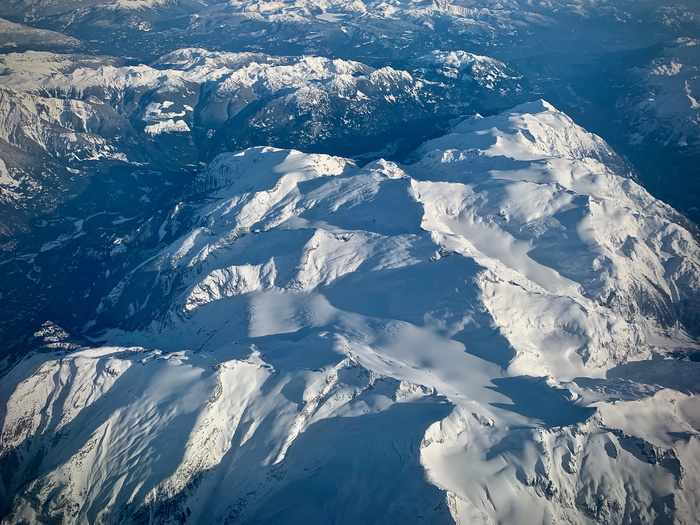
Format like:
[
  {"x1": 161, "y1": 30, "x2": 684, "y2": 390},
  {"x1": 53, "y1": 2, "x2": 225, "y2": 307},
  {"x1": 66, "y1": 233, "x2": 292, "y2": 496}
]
[{"x1": 1, "y1": 101, "x2": 699, "y2": 524}]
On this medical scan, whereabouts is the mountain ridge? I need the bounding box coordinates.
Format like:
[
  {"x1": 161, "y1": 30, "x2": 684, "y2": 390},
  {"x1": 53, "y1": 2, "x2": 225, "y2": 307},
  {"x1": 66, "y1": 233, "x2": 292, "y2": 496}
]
[{"x1": 2, "y1": 100, "x2": 698, "y2": 524}]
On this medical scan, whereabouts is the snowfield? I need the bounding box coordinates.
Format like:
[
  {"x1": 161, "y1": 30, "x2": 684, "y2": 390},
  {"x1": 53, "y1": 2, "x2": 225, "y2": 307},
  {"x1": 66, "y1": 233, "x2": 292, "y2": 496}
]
[{"x1": 1, "y1": 101, "x2": 699, "y2": 524}]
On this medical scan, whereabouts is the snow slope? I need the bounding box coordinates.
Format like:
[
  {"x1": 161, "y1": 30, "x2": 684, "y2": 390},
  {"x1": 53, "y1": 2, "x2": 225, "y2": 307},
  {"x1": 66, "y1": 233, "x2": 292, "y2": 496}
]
[{"x1": 1, "y1": 101, "x2": 699, "y2": 524}]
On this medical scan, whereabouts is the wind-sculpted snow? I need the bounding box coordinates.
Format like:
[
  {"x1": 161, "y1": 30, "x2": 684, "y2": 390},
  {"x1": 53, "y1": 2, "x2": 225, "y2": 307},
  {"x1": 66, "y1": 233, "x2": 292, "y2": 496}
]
[{"x1": 2, "y1": 102, "x2": 699, "y2": 524}]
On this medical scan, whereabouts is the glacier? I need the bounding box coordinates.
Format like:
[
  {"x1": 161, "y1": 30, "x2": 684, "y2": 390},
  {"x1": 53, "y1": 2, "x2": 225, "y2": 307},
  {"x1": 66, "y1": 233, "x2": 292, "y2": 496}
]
[{"x1": 1, "y1": 100, "x2": 699, "y2": 524}]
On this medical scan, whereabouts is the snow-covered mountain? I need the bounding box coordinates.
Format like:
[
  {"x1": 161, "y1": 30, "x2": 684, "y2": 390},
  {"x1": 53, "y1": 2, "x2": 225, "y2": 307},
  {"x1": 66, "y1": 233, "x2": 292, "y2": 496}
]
[
  {"x1": 2, "y1": 0, "x2": 698, "y2": 220},
  {"x1": 1, "y1": 0, "x2": 700, "y2": 523},
  {"x1": 618, "y1": 37, "x2": 700, "y2": 153},
  {"x1": 0, "y1": 18, "x2": 80, "y2": 52},
  {"x1": 0, "y1": 46, "x2": 520, "y2": 236},
  {"x1": 2, "y1": 101, "x2": 698, "y2": 524},
  {"x1": 2, "y1": 0, "x2": 699, "y2": 225}
]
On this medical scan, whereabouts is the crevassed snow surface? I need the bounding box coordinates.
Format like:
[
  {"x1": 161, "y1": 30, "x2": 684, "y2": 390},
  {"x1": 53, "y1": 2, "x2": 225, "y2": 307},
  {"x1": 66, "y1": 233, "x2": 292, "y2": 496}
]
[{"x1": 1, "y1": 101, "x2": 699, "y2": 525}]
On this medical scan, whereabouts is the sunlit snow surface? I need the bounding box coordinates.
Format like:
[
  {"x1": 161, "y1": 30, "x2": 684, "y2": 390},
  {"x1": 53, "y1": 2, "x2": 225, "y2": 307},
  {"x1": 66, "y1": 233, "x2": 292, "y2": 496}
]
[{"x1": 2, "y1": 102, "x2": 699, "y2": 524}]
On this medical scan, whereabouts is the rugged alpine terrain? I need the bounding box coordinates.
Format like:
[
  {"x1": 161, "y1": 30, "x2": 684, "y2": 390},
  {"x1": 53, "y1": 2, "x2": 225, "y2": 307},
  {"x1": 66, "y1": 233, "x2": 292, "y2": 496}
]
[
  {"x1": 1, "y1": 0, "x2": 700, "y2": 524},
  {"x1": 0, "y1": 46, "x2": 520, "y2": 236},
  {"x1": 1, "y1": 101, "x2": 700, "y2": 524}
]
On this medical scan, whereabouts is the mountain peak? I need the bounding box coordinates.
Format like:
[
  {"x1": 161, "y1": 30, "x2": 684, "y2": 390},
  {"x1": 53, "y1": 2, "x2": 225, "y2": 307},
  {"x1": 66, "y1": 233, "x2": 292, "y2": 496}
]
[{"x1": 510, "y1": 98, "x2": 558, "y2": 114}]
